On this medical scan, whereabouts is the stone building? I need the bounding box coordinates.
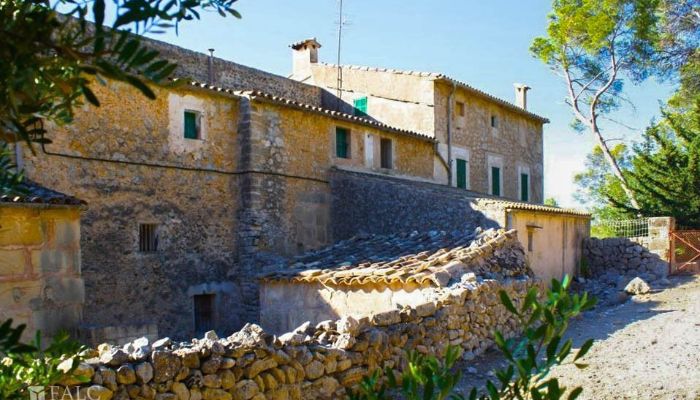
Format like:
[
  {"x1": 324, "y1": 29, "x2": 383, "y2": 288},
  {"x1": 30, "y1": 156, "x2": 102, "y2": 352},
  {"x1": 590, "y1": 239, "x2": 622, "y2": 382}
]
[
  {"x1": 290, "y1": 38, "x2": 548, "y2": 202},
  {"x1": 19, "y1": 34, "x2": 583, "y2": 341},
  {"x1": 0, "y1": 182, "x2": 85, "y2": 341}
]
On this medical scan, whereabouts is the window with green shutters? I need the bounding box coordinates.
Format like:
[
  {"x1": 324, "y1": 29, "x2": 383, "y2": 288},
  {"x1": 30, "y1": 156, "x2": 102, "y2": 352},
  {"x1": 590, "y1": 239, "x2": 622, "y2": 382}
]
[
  {"x1": 491, "y1": 166, "x2": 501, "y2": 196},
  {"x1": 456, "y1": 158, "x2": 467, "y2": 189},
  {"x1": 521, "y1": 173, "x2": 529, "y2": 202},
  {"x1": 353, "y1": 97, "x2": 368, "y2": 117},
  {"x1": 184, "y1": 110, "x2": 199, "y2": 139},
  {"x1": 336, "y1": 127, "x2": 350, "y2": 158}
]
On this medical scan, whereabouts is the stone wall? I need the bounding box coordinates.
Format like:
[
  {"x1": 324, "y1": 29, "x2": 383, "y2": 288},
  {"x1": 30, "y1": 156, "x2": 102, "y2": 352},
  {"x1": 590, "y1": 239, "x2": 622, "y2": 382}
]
[
  {"x1": 58, "y1": 277, "x2": 536, "y2": 400},
  {"x1": 329, "y1": 169, "x2": 497, "y2": 241},
  {"x1": 0, "y1": 205, "x2": 84, "y2": 341},
  {"x1": 583, "y1": 217, "x2": 673, "y2": 283},
  {"x1": 146, "y1": 37, "x2": 324, "y2": 106},
  {"x1": 24, "y1": 82, "x2": 243, "y2": 340}
]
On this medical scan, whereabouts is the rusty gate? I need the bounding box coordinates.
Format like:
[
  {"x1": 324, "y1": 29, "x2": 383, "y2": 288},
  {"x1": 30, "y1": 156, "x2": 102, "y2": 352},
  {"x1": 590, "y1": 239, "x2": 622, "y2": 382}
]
[{"x1": 670, "y1": 229, "x2": 700, "y2": 275}]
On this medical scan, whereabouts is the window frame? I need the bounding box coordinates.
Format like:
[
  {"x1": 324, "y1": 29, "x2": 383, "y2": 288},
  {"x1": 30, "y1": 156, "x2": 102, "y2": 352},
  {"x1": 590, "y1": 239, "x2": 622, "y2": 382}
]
[
  {"x1": 380, "y1": 138, "x2": 393, "y2": 169},
  {"x1": 455, "y1": 101, "x2": 465, "y2": 117},
  {"x1": 335, "y1": 127, "x2": 351, "y2": 159},
  {"x1": 138, "y1": 223, "x2": 159, "y2": 252},
  {"x1": 490, "y1": 115, "x2": 499, "y2": 129},
  {"x1": 184, "y1": 109, "x2": 202, "y2": 140},
  {"x1": 518, "y1": 165, "x2": 531, "y2": 202},
  {"x1": 193, "y1": 293, "x2": 216, "y2": 336},
  {"x1": 487, "y1": 155, "x2": 503, "y2": 197},
  {"x1": 353, "y1": 97, "x2": 368, "y2": 117}
]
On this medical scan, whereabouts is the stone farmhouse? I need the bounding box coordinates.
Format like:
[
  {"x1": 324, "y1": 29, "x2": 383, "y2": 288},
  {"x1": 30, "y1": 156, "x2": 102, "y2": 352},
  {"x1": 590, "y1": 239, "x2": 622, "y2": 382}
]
[{"x1": 18, "y1": 35, "x2": 589, "y2": 342}]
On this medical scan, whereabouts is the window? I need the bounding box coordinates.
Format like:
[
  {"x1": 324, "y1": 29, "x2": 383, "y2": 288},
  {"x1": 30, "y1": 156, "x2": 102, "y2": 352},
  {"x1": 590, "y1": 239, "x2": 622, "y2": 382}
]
[
  {"x1": 380, "y1": 138, "x2": 393, "y2": 169},
  {"x1": 194, "y1": 294, "x2": 215, "y2": 336},
  {"x1": 491, "y1": 166, "x2": 501, "y2": 196},
  {"x1": 184, "y1": 110, "x2": 201, "y2": 139},
  {"x1": 335, "y1": 127, "x2": 350, "y2": 158},
  {"x1": 491, "y1": 115, "x2": 499, "y2": 128},
  {"x1": 139, "y1": 224, "x2": 158, "y2": 252},
  {"x1": 353, "y1": 97, "x2": 368, "y2": 117},
  {"x1": 527, "y1": 230, "x2": 534, "y2": 252},
  {"x1": 520, "y1": 172, "x2": 530, "y2": 202},
  {"x1": 456, "y1": 158, "x2": 468, "y2": 189},
  {"x1": 456, "y1": 101, "x2": 465, "y2": 117}
]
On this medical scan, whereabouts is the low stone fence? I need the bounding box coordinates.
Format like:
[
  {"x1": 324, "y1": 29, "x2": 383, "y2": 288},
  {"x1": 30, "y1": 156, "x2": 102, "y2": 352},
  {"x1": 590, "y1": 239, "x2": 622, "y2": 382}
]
[
  {"x1": 584, "y1": 237, "x2": 668, "y2": 282},
  {"x1": 58, "y1": 277, "x2": 535, "y2": 400}
]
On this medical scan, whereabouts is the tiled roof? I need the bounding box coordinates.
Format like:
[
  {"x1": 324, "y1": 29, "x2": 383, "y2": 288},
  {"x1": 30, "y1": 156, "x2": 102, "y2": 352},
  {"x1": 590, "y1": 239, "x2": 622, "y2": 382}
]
[
  {"x1": 178, "y1": 79, "x2": 435, "y2": 142},
  {"x1": 0, "y1": 181, "x2": 86, "y2": 206},
  {"x1": 316, "y1": 63, "x2": 549, "y2": 123},
  {"x1": 261, "y1": 228, "x2": 523, "y2": 287},
  {"x1": 290, "y1": 38, "x2": 322, "y2": 50},
  {"x1": 475, "y1": 198, "x2": 591, "y2": 217}
]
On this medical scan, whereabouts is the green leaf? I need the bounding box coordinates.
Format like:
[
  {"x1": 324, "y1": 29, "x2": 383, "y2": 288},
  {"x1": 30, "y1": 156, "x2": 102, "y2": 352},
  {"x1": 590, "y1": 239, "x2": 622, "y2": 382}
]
[
  {"x1": 499, "y1": 290, "x2": 518, "y2": 315},
  {"x1": 81, "y1": 85, "x2": 100, "y2": 107},
  {"x1": 573, "y1": 339, "x2": 594, "y2": 362},
  {"x1": 125, "y1": 76, "x2": 156, "y2": 99}
]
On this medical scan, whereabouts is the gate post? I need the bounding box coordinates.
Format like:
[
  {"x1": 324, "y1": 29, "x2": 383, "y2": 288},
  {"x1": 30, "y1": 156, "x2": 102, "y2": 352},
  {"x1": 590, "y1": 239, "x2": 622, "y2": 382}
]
[{"x1": 647, "y1": 217, "x2": 675, "y2": 274}]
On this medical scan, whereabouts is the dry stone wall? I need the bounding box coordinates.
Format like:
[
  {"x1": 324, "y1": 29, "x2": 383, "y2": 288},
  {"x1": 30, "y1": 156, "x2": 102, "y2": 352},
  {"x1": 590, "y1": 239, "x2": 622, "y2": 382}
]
[
  {"x1": 584, "y1": 237, "x2": 669, "y2": 283},
  {"x1": 58, "y1": 231, "x2": 537, "y2": 400}
]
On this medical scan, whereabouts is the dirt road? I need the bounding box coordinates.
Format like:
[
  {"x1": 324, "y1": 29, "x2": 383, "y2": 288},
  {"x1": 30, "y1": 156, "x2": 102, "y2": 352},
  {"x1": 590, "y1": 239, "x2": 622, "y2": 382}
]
[{"x1": 455, "y1": 275, "x2": 700, "y2": 399}]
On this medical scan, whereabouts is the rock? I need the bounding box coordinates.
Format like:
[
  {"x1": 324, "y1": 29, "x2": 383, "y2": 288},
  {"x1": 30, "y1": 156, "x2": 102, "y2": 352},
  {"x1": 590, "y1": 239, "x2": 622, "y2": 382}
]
[
  {"x1": 292, "y1": 321, "x2": 311, "y2": 334},
  {"x1": 116, "y1": 364, "x2": 136, "y2": 385},
  {"x1": 202, "y1": 374, "x2": 222, "y2": 388},
  {"x1": 100, "y1": 349, "x2": 129, "y2": 366},
  {"x1": 135, "y1": 362, "x2": 154, "y2": 384},
  {"x1": 226, "y1": 323, "x2": 268, "y2": 347},
  {"x1": 245, "y1": 358, "x2": 277, "y2": 379},
  {"x1": 613, "y1": 291, "x2": 629, "y2": 304},
  {"x1": 658, "y1": 278, "x2": 671, "y2": 286},
  {"x1": 304, "y1": 360, "x2": 325, "y2": 380},
  {"x1": 201, "y1": 388, "x2": 232, "y2": 400},
  {"x1": 313, "y1": 376, "x2": 339, "y2": 397},
  {"x1": 171, "y1": 382, "x2": 190, "y2": 400},
  {"x1": 336, "y1": 316, "x2": 360, "y2": 336},
  {"x1": 219, "y1": 369, "x2": 236, "y2": 390},
  {"x1": 220, "y1": 358, "x2": 235, "y2": 369},
  {"x1": 58, "y1": 360, "x2": 95, "y2": 386},
  {"x1": 315, "y1": 320, "x2": 335, "y2": 331},
  {"x1": 156, "y1": 394, "x2": 178, "y2": 400},
  {"x1": 85, "y1": 385, "x2": 113, "y2": 400},
  {"x1": 152, "y1": 351, "x2": 182, "y2": 383},
  {"x1": 278, "y1": 332, "x2": 307, "y2": 346},
  {"x1": 371, "y1": 309, "x2": 401, "y2": 326},
  {"x1": 201, "y1": 356, "x2": 222, "y2": 374},
  {"x1": 204, "y1": 330, "x2": 219, "y2": 341},
  {"x1": 332, "y1": 333, "x2": 355, "y2": 350},
  {"x1": 233, "y1": 379, "x2": 260, "y2": 400},
  {"x1": 624, "y1": 277, "x2": 651, "y2": 295},
  {"x1": 152, "y1": 337, "x2": 172, "y2": 350}
]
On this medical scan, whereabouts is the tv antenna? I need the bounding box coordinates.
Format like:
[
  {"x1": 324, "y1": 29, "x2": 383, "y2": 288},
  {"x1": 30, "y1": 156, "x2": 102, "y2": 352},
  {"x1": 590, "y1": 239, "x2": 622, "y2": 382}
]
[{"x1": 335, "y1": 0, "x2": 350, "y2": 109}]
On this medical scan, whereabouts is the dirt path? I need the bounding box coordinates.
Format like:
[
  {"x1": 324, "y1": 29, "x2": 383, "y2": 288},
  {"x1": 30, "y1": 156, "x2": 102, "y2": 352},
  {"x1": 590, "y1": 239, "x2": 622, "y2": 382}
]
[{"x1": 455, "y1": 275, "x2": 700, "y2": 400}]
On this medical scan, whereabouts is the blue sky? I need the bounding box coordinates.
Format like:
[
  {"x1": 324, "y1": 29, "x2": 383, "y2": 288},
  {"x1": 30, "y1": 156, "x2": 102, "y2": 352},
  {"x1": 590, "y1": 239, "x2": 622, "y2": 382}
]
[{"x1": 147, "y1": 0, "x2": 674, "y2": 208}]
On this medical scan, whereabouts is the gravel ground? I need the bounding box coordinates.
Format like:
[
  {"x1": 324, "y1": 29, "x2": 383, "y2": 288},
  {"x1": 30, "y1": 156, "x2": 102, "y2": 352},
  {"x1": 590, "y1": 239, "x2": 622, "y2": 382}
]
[{"x1": 454, "y1": 275, "x2": 700, "y2": 400}]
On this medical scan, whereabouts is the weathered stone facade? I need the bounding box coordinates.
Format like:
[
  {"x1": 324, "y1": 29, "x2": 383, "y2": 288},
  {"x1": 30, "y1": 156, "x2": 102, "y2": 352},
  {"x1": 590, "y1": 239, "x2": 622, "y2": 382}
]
[
  {"x1": 292, "y1": 41, "x2": 548, "y2": 202},
  {"x1": 0, "y1": 186, "x2": 85, "y2": 341},
  {"x1": 55, "y1": 230, "x2": 537, "y2": 400}
]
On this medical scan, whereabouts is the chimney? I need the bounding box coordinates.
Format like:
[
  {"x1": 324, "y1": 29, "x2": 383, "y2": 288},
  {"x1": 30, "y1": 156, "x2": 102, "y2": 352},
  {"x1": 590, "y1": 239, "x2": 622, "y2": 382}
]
[
  {"x1": 207, "y1": 48, "x2": 215, "y2": 85},
  {"x1": 514, "y1": 83, "x2": 531, "y2": 110},
  {"x1": 290, "y1": 38, "x2": 321, "y2": 81}
]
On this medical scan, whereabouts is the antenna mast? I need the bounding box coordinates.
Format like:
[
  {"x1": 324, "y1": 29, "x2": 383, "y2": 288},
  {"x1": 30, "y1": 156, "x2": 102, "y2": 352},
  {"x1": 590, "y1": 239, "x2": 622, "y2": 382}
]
[{"x1": 336, "y1": 0, "x2": 344, "y2": 109}]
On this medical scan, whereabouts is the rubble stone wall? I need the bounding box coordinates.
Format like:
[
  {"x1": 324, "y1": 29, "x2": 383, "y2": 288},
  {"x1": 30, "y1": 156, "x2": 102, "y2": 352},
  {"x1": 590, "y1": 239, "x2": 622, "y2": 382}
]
[
  {"x1": 330, "y1": 169, "x2": 498, "y2": 241},
  {"x1": 60, "y1": 278, "x2": 535, "y2": 400},
  {"x1": 584, "y1": 217, "x2": 674, "y2": 283},
  {"x1": 0, "y1": 205, "x2": 84, "y2": 342}
]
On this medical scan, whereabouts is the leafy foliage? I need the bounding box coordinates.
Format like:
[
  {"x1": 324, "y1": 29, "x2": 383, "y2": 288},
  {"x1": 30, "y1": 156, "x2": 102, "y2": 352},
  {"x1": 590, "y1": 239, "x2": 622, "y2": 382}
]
[
  {"x1": 350, "y1": 277, "x2": 597, "y2": 400},
  {"x1": 0, "y1": 0, "x2": 240, "y2": 147},
  {"x1": 543, "y1": 198, "x2": 559, "y2": 207},
  {"x1": 0, "y1": 319, "x2": 87, "y2": 400},
  {"x1": 0, "y1": 143, "x2": 24, "y2": 195}
]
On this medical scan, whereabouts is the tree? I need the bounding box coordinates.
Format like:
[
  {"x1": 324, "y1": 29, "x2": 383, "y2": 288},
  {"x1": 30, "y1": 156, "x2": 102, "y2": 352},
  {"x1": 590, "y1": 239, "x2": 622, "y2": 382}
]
[
  {"x1": 0, "y1": 0, "x2": 240, "y2": 193},
  {"x1": 543, "y1": 197, "x2": 559, "y2": 207},
  {"x1": 531, "y1": 0, "x2": 661, "y2": 210}
]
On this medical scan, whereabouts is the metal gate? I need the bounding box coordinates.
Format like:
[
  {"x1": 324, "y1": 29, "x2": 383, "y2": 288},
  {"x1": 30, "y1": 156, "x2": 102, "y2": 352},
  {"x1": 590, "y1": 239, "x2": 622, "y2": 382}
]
[{"x1": 670, "y1": 230, "x2": 700, "y2": 274}]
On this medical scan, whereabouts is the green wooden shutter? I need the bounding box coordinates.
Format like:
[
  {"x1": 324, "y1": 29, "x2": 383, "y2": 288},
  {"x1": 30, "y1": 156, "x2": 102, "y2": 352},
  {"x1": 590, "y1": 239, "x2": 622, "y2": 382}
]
[
  {"x1": 491, "y1": 167, "x2": 501, "y2": 196},
  {"x1": 456, "y1": 159, "x2": 467, "y2": 189},
  {"x1": 336, "y1": 127, "x2": 349, "y2": 158},
  {"x1": 353, "y1": 97, "x2": 368, "y2": 117},
  {"x1": 184, "y1": 111, "x2": 198, "y2": 139},
  {"x1": 521, "y1": 173, "x2": 529, "y2": 202}
]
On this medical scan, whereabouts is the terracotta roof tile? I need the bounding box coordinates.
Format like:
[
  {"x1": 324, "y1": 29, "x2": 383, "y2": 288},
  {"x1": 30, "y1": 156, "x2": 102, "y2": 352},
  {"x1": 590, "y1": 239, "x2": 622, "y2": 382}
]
[
  {"x1": 261, "y1": 228, "x2": 526, "y2": 286},
  {"x1": 475, "y1": 198, "x2": 591, "y2": 217},
  {"x1": 0, "y1": 181, "x2": 86, "y2": 206},
  {"x1": 178, "y1": 80, "x2": 435, "y2": 143}
]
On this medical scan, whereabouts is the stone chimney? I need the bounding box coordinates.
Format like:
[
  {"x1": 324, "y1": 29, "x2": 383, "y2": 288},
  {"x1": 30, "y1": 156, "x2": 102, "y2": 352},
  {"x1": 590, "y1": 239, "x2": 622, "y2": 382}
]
[
  {"x1": 290, "y1": 38, "x2": 321, "y2": 81},
  {"x1": 514, "y1": 83, "x2": 531, "y2": 110}
]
